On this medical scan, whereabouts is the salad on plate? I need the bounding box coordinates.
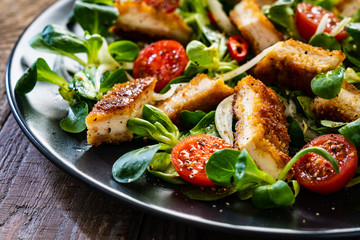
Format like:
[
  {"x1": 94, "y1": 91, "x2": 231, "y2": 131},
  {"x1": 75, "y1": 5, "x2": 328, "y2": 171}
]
[{"x1": 14, "y1": 0, "x2": 360, "y2": 208}]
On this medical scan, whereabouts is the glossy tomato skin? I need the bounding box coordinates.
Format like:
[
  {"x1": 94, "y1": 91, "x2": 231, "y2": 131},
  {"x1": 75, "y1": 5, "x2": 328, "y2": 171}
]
[
  {"x1": 171, "y1": 135, "x2": 232, "y2": 186},
  {"x1": 133, "y1": 40, "x2": 188, "y2": 92},
  {"x1": 141, "y1": 0, "x2": 180, "y2": 13},
  {"x1": 294, "y1": 134, "x2": 358, "y2": 194},
  {"x1": 295, "y1": 3, "x2": 347, "y2": 42}
]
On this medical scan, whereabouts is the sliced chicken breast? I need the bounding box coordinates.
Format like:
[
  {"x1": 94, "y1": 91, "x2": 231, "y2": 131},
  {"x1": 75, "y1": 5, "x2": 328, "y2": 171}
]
[
  {"x1": 230, "y1": 0, "x2": 284, "y2": 54},
  {"x1": 156, "y1": 74, "x2": 234, "y2": 126},
  {"x1": 233, "y1": 75, "x2": 291, "y2": 179},
  {"x1": 251, "y1": 39, "x2": 346, "y2": 96},
  {"x1": 311, "y1": 81, "x2": 360, "y2": 122},
  {"x1": 86, "y1": 77, "x2": 156, "y2": 146},
  {"x1": 111, "y1": 1, "x2": 192, "y2": 44}
]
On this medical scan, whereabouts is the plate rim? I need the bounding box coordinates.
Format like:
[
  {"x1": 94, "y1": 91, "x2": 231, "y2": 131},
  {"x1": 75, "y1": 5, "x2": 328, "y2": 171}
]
[{"x1": 5, "y1": 0, "x2": 360, "y2": 238}]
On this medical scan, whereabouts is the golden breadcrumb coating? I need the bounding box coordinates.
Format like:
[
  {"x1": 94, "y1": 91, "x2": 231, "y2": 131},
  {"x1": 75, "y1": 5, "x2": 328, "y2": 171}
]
[
  {"x1": 230, "y1": 0, "x2": 284, "y2": 54},
  {"x1": 251, "y1": 39, "x2": 345, "y2": 96},
  {"x1": 111, "y1": 1, "x2": 191, "y2": 44},
  {"x1": 86, "y1": 77, "x2": 156, "y2": 146},
  {"x1": 311, "y1": 81, "x2": 360, "y2": 122},
  {"x1": 156, "y1": 74, "x2": 234, "y2": 126},
  {"x1": 233, "y1": 75, "x2": 291, "y2": 178}
]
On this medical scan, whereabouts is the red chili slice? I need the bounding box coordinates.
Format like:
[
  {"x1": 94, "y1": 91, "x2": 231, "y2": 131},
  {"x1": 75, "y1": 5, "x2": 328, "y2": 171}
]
[{"x1": 226, "y1": 36, "x2": 248, "y2": 62}]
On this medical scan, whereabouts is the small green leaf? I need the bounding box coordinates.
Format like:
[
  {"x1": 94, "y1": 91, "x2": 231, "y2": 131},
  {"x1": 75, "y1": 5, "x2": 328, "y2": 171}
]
[
  {"x1": 147, "y1": 152, "x2": 186, "y2": 184},
  {"x1": 159, "y1": 76, "x2": 192, "y2": 94},
  {"x1": 15, "y1": 58, "x2": 68, "y2": 94},
  {"x1": 296, "y1": 96, "x2": 317, "y2": 120},
  {"x1": 112, "y1": 144, "x2": 161, "y2": 183},
  {"x1": 100, "y1": 68, "x2": 128, "y2": 93},
  {"x1": 74, "y1": 0, "x2": 118, "y2": 36},
  {"x1": 309, "y1": 33, "x2": 341, "y2": 51},
  {"x1": 142, "y1": 105, "x2": 179, "y2": 136},
  {"x1": 186, "y1": 40, "x2": 218, "y2": 67},
  {"x1": 190, "y1": 111, "x2": 219, "y2": 136},
  {"x1": 339, "y1": 118, "x2": 360, "y2": 148},
  {"x1": 180, "y1": 110, "x2": 207, "y2": 130},
  {"x1": 85, "y1": 34, "x2": 103, "y2": 65},
  {"x1": 320, "y1": 120, "x2": 346, "y2": 128},
  {"x1": 206, "y1": 149, "x2": 242, "y2": 186},
  {"x1": 311, "y1": 67, "x2": 344, "y2": 99},
  {"x1": 345, "y1": 23, "x2": 360, "y2": 42},
  {"x1": 108, "y1": 40, "x2": 140, "y2": 62},
  {"x1": 71, "y1": 71, "x2": 102, "y2": 100},
  {"x1": 41, "y1": 24, "x2": 88, "y2": 53},
  {"x1": 252, "y1": 180, "x2": 295, "y2": 208},
  {"x1": 287, "y1": 117, "x2": 305, "y2": 148},
  {"x1": 60, "y1": 101, "x2": 88, "y2": 133}
]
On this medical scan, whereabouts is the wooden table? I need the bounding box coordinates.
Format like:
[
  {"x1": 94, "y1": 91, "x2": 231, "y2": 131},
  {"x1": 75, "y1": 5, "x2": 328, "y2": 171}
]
[{"x1": 0, "y1": 1, "x2": 358, "y2": 239}]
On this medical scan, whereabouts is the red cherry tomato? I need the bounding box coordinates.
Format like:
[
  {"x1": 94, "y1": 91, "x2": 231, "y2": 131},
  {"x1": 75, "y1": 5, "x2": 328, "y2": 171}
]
[
  {"x1": 133, "y1": 40, "x2": 188, "y2": 92},
  {"x1": 294, "y1": 134, "x2": 358, "y2": 194},
  {"x1": 141, "y1": 0, "x2": 179, "y2": 13},
  {"x1": 226, "y1": 36, "x2": 248, "y2": 62},
  {"x1": 171, "y1": 135, "x2": 232, "y2": 186},
  {"x1": 295, "y1": 3, "x2": 348, "y2": 42}
]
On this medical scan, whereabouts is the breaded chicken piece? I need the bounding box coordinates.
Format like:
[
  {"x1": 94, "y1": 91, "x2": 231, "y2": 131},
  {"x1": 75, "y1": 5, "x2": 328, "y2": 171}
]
[
  {"x1": 229, "y1": 0, "x2": 284, "y2": 54},
  {"x1": 255, "y1": 0, "x2": 277, "y2": 6},
  {"x1": 86, "y1": 77, "x2": 156, "y2": 146},
  {"x1": 233, "y1": 75, "x2": 291, "y2": 179},
  {"x1": 156, "y1": 74, "x2": 234, "y2": 126},
  {"x1": 336, "y1": 0, "x2": 360, "y2": 17},
  {"x1": 251, "y1": 39, "x2": 346, "y2": 96},
  {"x1": 311, "y1": 81, "x2": 360, "y2": 122},
  {"x1": 111, "y1": 1, "x2": 192, "y2": 44}
]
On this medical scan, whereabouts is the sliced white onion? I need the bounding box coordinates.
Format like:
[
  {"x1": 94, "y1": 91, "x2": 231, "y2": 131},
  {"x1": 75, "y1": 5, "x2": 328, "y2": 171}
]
[
  {"x1": 315, "y1": 14, "x2": 329, "y2": 35},
  {"x1": 94, "y1": 63, "x2": 117, "y2": 91},
  {"x1": 215, "y1": 94, "x2": 234, "y2": 146},
  {"x1": 152, "y1": 83, "x2": 189, "y2": 101},
  {"x1": 330, "y1": 17, "x2": 351, "y2": 37},
  {"x1": 207, "y1": 0, "x2": 239, "y2": 36},
  {"x1": 221, "y1": 42, "x2": 280, "y2": 81}
]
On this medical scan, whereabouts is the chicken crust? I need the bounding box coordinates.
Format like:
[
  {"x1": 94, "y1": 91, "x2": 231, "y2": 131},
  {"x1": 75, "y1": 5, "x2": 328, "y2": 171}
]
[
  {"x1": 111, "y1": 1, "x2": 192, "y2": 44},
  {"x1": 251, "y1": 39, "x2": 346, "y2": 96},
  {"x1": 336, "y1": 0, "x2": 360, "y2": 17},
  {"x1": 86, "y1": 77, "x2": 156, "y2": 146},
  {"x1": 233, "y1": 75, "x2": 291, "y2": 178},
  {"x1": 229, "y1": 0, "x2": 284, "y2": 54},
  {"x1": 311, "y1": 81, "x2": 360, "y2": 122},
  {"x1": 155, "y1": 74, "x2": 234, "y2": 126}
]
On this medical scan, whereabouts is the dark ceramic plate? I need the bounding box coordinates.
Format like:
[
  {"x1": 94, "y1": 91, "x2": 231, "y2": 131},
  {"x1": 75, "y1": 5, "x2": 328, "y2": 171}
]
[{"x1": 6, "y1": 0, "x2": 360, "y2": 238}]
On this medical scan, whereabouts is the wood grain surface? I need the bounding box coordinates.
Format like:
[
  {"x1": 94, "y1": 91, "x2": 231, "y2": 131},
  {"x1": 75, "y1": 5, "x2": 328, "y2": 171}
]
[{"x1": 0, "y1": 0, "x2": 358, "y2": 239}]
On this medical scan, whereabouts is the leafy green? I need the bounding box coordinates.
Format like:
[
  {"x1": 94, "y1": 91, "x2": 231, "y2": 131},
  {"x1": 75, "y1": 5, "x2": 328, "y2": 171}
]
[
  {"x1": 309, "y1": 33, "x2": 341, "y2": 51},
  {"x1": 295, "y1": 95, "x2": 317, "y2": 119},
  {"x1": 59, "y1": 101, "x2": 88, "y2": 133},
  {"x1": 287, "y1": 117, "x2": 306, "y2": 148},
  {"x1": 343, "y1": 38, "x2": 360, "y2": 68},
  {"x1": 15, "y1": 58, "x2": 68, "y2": 94},
  {"x1": 99, "y1": 68, "x2": 128, "y2": 93},
  {"x1": 147, "y1": 152, "x2": 186, "y2": 184},
  {"x1": 263, "y1": 0, "x2": 301, "y2": 39},
  {"x1": 339, "y1": 118, "x2": 360, "y2": 148},
  {"x1": 112, "y1": 144, "x2": 162, "y2": 183},
  {"x1": 345, "y1": 23, "x2": 360, "y2": 42},
  {"x1": 180, "y1": 110, "x2": 207, "y2": 130},
  {"x1": 304, "y1": 0, "x2": 338, "y2": 11},
  {"x1": 189, "y1": 111, "x2": 219, "y2": 136},
  {"x1": 159, "y1": 76, "x2": 192, "y2": 94},
  {"x1": 127, "y1": 105, "x2": 180, "y2": 147},
  {"x1": 186, "y1": 40, "x2": 218, "y2": 67},
  {"x1": 311, "y1": 66, "x2": 344, "y2": 99},
  {"x1": 71, "y1": 71, "x2": 102, "y2": 100},
  {"x1": 73, "y1": 0, "x2": 118, "y2": 37},
  {"x1": 108, "y1": 40, "x2": 139, "y2": 62}
]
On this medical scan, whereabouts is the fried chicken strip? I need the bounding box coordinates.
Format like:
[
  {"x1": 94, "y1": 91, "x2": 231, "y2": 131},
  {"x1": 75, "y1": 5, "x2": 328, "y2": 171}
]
[
  {"x1": 311, "y1": 81, "x2": 360, "y2": 122},
  {"x1": 86, "y1": 77, "x2": 156, "y2": 146},
  {"x1": 156, "y1": 74, "x2": 234, "y2": 126},
  {"x1": 251, "y1": 39, "x2": 346, "y2": 96},
  {"x1": 229, "y1": 0, "x2": 284, "y2": 54},
  {"x1": 233, "y1": 75, "x2": 291, "y2": 179},
  {"x1": 111, "y1": 1, "x2": 192, "y2": 44}
]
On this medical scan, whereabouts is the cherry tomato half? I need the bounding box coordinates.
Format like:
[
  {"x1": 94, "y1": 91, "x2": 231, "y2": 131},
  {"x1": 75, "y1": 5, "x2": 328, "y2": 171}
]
[
  {"x1": 133, "y1": 40, "x2": 188, "y2": 92},
  {"x1": 295, "y1": 3, "x2": 348, "y2": 42},
  {"x1": 141, "y1": 0, "x2": 180, "y2": 13},
  {"x1": 226, "y1": 36, "x2": 248, "y2": 62},
  {"x1": 294, "y1": 134, "x2": 358, "y2": 194},
  {"x1": 171, "y1": 135, "x2": 232, "y2": 186}
]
